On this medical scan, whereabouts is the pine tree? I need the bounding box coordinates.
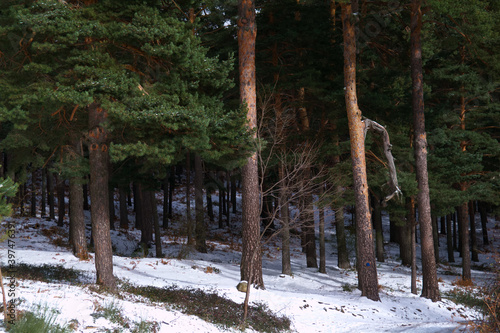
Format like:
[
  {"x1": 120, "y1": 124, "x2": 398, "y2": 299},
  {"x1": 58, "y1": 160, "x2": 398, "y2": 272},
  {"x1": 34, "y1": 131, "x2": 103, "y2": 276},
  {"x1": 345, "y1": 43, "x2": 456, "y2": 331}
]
[
  {"x1": 410, "y1": 0, "x2": 440, "y2": 302},
  {"x1": 238, "y1": 0, "x2": 264, "y2": 289},
  {"x1": 341, "y1": 0, "x2": 380, "y2": 302}
]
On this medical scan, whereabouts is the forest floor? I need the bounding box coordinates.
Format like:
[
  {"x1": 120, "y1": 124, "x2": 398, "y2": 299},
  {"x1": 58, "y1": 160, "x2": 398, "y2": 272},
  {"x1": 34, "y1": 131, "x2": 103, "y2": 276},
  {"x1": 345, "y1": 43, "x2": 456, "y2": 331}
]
[{"x1": 0, "y1": 186, "x2": 498, "y2": 332}]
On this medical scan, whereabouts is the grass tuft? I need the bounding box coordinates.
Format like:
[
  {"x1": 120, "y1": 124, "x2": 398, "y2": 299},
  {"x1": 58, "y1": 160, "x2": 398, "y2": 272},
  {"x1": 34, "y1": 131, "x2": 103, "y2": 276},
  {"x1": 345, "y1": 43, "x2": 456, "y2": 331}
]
[{"x1": 7, "y1": 304, "x2": 72, "y2": 333}]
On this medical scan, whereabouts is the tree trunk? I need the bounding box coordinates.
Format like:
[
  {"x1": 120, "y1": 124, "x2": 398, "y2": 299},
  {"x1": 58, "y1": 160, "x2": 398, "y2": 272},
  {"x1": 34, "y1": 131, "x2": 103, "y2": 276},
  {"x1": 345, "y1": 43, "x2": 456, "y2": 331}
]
[
  {"x1": 457, "y1": 202, "x2": 471, "y2": 280},
  {"x1": 411, "y1": 0, "x2": 440, "y2": 302},
  {"x1": 372, "y1": 195, "x2": 384, "y2": 263},
  {"x1": 341, "y1": 1, "x2": 379, "y2": 301},
  {"x1": 41, "y1": 168, "x2": 46, "y2": 217},
  {"x1": 469, "y1": 201, "x2": 479, "y2": 262},
  {"x1": 207, "y1": 190, "x2": 215, "y2": 223},
  {"x1": 231, "y1": 172, "x2": 237, "y2": 214},
  {"x1": 219, "y1": 188, "x2": 224, "y2": 228},
  {"x1": 279, "y1": 165, "x2": 292, "y2": 276},
  {"x1": 432, "y1": 214, "x2": 439, "y2": 263},
  {"x1": 162, "y1": 177, "x2": 169, "y2": 228},
  {"x1": 83, "y1": 183, "x2": 89, "y2": 211},
  {"x1": 88, "y1": 103, "x2": 115, "y2": 289},
  {"x1": 70, "y1": 178, "x2": 88, "y2": 260},
  {"x1": 119, "y1": 186, "x2": 129, "y2": 229},
  {"x1": 134, "y1": 183, "x2": 142, "y2": 230},
  {"x1": 453, "y1": 212, "x2": 458, "y2": 251},
  {"x1": 319, "y1": 184, "x2": 326, "y2": 274},
  {"x1": 440, "y1": 216, "x2": 446, "y2": 235},
  {"x1": 168, "y1": 165, "x2": 175, "y2": 219},
  {"x1": 478, "y1": 202, "x2": 489, "y2": 246},
  {"x1": 409, "y1": 197, "x2": 417, "y2": 295},
  {"x1": 138, "y1": 185, "x2": 153, "y2": 246},
  {"x1": 446, "y1": 214, "x2": 454, "y2": 263},
  {"x1": 238, "y1": 0, "x2": 263, "y2": 289},
  {"x1": 335, "y1": 206, "x2": 350, "y2": 269},
  {"x1": 56, "y1": 176, "x2": 66, "y2": 227},
  {"x1": 401, "y1": 201, "x2": 413, "y2": 267},
  {"x1": 30, "y1": 172, "x2": 36, "y2": 217},
  {"x1": 186, "y1": 152, "x2": 193, "y2": 244},
  {"x1": 194, "y1": 153, "x2": 207, "y2": 253},
  {"x1": 108, "y1": 183, "x2": 115, "y2": 230},
  {"x1": 151, "y1": 191, "x2": 162, "y2": 258}
]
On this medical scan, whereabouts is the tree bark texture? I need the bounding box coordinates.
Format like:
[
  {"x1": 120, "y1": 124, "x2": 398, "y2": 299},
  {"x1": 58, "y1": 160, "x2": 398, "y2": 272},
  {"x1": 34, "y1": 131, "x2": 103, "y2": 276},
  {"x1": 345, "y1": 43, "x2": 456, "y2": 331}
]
[
  {"x1": 57, "y1": 176, "x2": 66, "y2": 227},
  {"x1": 341, "y1": 1, "x2": 379, "y2": 302},
  {"x1": 410, "y1": 0, "x2": 440, "y2": 302},
  {"x1": 238, "y1": 0, "x2": 263, "y2": 288},
  {"x1": 88, "y1": 103, "x2": 115, "y2": 289}
]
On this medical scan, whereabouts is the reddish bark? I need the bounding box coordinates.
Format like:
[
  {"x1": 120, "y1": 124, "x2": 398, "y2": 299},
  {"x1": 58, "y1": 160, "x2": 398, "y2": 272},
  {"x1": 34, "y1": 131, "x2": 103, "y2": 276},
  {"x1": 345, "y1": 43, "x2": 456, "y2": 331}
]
[
  {"x1": 238, "y1": 0, "x2": 263, "y2": 288},
  {"x1": 341, "y1": 2, "x2": 379, "y2": 302}
]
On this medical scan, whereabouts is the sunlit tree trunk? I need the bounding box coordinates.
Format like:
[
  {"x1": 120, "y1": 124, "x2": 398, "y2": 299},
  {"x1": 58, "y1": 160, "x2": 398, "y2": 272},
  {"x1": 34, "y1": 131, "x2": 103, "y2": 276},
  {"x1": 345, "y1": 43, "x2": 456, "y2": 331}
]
[
  {"x1": 341, "y1": 1, "x2": 379, "y2": 302},
  {"x1": 238, "y1": 0, "x2": 263, "y2": 288},
  {"x1": 411, "y1": 0, "x2": 440, "y2": 301}
]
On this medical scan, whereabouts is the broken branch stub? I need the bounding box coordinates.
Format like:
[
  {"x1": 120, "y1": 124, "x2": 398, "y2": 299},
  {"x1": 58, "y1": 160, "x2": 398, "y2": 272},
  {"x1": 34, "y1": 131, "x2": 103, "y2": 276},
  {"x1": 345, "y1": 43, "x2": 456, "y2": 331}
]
[{"x1": 363, "y1": 117, "x2": 402, "y2": 205}]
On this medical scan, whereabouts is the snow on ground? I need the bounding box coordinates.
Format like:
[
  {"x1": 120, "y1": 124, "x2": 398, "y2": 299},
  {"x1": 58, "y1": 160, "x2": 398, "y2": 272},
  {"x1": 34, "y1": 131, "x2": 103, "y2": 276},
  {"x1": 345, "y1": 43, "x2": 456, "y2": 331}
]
[{"x1": 0, "y1": 189, "x2": 498, "y2": 333}]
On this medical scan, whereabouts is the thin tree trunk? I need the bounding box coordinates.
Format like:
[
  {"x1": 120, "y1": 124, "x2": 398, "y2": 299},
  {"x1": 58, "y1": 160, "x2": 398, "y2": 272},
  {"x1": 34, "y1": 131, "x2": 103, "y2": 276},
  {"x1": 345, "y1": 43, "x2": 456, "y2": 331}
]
[
  {"x1": 335, "y1": 206, "x2": 350, "y2": 269},
  {"x1": 41, "y1": 168, "x2": 46, "y2": 217},
  {"x1": 432, "y1": 214, "x2": 439, "y2": 263},
  {"x1": 186, "y1": 152, "x2": 193, "y2": 244},
  {"x1": 440, "y1": 216, "x2": 446, "y2": 235},
  {"x1": 88, "y1": 103, "x2": 115, "y2": 289},
  {"x1": 453, "y1": 212, "x2": 458, "y2": 251},
  {"x1": 409, "y1": 196, "x2": 417, "y2": 295},
  {"x1": 231, "y1": 172, "x2": 237, "y2": 214},
  {"x1": 194, "y1": 153, "x2": 207, "y2": 253},
  {"x1": 238, "y1": 0, "x2": 264, "y2": 289},
  {"x1": 151, "y1": 191, "x2": 162, "y2": 258},
  {"x1": 134, "y1": 183, "x2": 142, "y2": 229},
  {"x1": 319, "y1": 184, "x2": 326, "y2": 274},
  {"x1": 372, "y1": 195, "x2": 384, "y2": 262},
  {"x1": 469, "y1": 201, "x2": 479, "y2": 262},
  {"x1": 57, "y1": 175, "x2": 65, "y2": 227},
  {"x1": 279, "y1": 165, "x2": 292, "y2": 276},
  {"x1": 458, "y1": 202, "x2": 471, "y2": 281},
  {"x1": 401, "y1": 201, "x2": 413, "y2": 266},
  {"x1": 119, "y1": 186, "x2": 129, "y2": 229},
  {"x1": 30, "y1": 172, "x2": 36, "y2": 217},
  {"x1": 341, "y1": 1, "x2": 379, "y2": 301},
  {"x1": 83, "y1": 183, "x2": 89, "y2": 211},
  {"x1": 162, "y1": 177, "x2": 169, "y2": 228},
  {"x1": 478, "y1": 202, "x2": 489, "y2": 246},
  {"x1": 207, "y1": 190, "x2": 215, "y2": 223},
  {"x1": 168, "y1": 166, "x2": 175, "y2": 219},
  {"x1": 139, "y1": 185, "x2": 153, "y2": 246},
  {"x1": 70, "y1": 178, "x2": 88, "y2": 260},
  {"x1": 219, "y1": 188, "x2": 224, "y2": 228},
  {"x1": 108, "y1": 183, "x2": 115, "y2": 230},
  {"x1": 446, "y1": 214, "x2": 454, "y2": 263},
  {"x1": 411, "y1": 0, "x2": 440, "y2": 302}
]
